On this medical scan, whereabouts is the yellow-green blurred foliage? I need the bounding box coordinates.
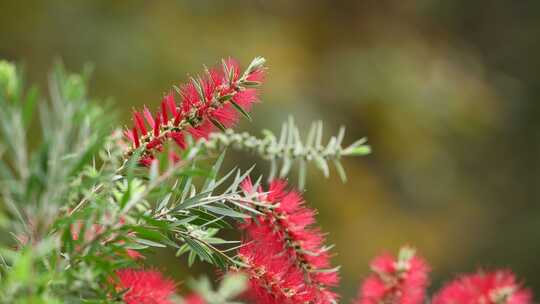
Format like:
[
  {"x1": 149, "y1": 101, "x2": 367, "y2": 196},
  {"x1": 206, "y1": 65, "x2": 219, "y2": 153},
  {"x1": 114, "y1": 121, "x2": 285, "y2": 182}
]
[{"x1": 2, "y1": 0, "x2": 539, "y2": 299}]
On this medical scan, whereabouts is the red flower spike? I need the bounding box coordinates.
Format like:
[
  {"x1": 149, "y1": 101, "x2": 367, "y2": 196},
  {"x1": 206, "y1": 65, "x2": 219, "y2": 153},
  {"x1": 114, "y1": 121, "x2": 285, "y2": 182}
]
[
  {"x1": 153, "y1": 114, "x2": 161, "y2": 137},
  {"x1": 116, "y1": 269, "x2": 176, "y2": 304},
  {"x1": 161, "y1": 100, "x2": 169, "y2": 122},
  {"x1": 433, "y1": 270, "x2": 532, "y2": 304},
  {"x1": 143, "y1": 106, "x2": 155, "y2": 127},
  {"x1": 166, "y1": 93, "x2": 177, "y2": 117},
  {"x1": 132, "y1": 127, "x2": 140, "y2": 148},
  {"x1": 173, "y1": 110, "x2": 182, "y2": 126},
  {"x1": 236, "y1": 179, "x2": 339, "y2": 304},
  {"x1": 354, "y1": 246, "x2": 430, "y2": 304},
  {"x1": 133, "y1": 111, "x2": 148, "y2": 135},
  {"x1": 125, "y1": 57, "x2": 265, "y2": 164}
]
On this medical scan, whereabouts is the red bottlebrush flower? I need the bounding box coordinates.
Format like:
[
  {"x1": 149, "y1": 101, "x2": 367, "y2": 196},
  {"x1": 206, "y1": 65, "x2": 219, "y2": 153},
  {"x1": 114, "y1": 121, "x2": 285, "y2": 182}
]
[
  {"x1": 355, "y1": 246, "x2": 430, "y2": 304},
  {"x1": 124, "y1": 57, "x2": 265, "y2": 165},
  {"x1": 236, "y1": 179, "x2": 339, "y2": 304},
  {"x1": 432, "y1": 270, "x2": 532, "y2": 304},
  {"x1": 183, "y1": 294, "x2": 206, "y2": 304},
  {"x1": 116, "y1": 269, "x2": 176, "y2": 304}
]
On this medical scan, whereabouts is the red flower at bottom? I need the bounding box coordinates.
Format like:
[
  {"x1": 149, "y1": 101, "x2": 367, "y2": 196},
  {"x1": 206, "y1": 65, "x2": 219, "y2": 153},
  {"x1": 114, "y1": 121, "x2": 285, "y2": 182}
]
[
  {"x1": 433, "y1": 270, "x2": 532, "y2": 304},
  {"x1": 116, "y1": 269, "x2": 176, "y2": 304},
  {"x1": 355, "y1": 246, "x2": 430, "y2": 304}
]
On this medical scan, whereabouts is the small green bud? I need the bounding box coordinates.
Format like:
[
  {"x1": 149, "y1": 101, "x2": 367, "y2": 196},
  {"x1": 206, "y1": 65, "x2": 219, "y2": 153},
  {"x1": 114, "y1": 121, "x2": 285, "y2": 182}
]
[
  {"x1": 346, "y1": 145, "x2": 371, "y2": 156},
  {"x1": 398, "y1": 246, "x2": 416, "y2": 263}
]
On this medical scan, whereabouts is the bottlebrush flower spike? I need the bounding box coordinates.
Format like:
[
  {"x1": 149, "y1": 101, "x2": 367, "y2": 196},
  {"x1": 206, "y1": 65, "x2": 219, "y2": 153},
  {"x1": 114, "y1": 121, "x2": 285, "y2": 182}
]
[
  {"x1": 236, "y1": 179, "x2": 339, "y2": 304},
  {"x1": 115, "y1": 269, "x2": 176, "y2": 304},
  {"x1": 124, "y1": 57, "x2": 266, "y2": 165},
  {"x1": 432, "y1": 270, "x2": 532, "y2": 304},
  {"x1": 355, "y1": 246, "x2": 430, "y2": 304}
]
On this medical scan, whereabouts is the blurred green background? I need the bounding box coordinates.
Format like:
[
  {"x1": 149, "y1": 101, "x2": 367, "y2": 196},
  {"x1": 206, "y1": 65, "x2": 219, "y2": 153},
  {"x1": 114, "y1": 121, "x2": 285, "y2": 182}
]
[{"x1": 1, "y1": 0, "x2": 539, "y2": 300}]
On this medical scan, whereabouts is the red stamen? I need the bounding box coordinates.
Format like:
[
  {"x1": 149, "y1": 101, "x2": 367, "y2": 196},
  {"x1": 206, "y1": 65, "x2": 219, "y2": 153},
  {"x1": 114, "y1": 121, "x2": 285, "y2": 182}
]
[
  {"x1": 166, "y1": 93, "x2": 177, "y2": 117},
  {"x1": 143, "y1": 106, "x2": 154, "y2": 127},
  {"x1": 161, "y1": 100, "x2": 168, "y2": 122},
  {"x1": 173, "y1": 111, "x2": 182, "y2": 126},
  {"x1": 132, "y1": 127, "x2": 140, "y2": 148},
  {"x1": 153, "y1": 114, "x2": 161, "y2": 137},
  {"x1": 133, "y1": 111, "x2": 148, "y2": 135}
]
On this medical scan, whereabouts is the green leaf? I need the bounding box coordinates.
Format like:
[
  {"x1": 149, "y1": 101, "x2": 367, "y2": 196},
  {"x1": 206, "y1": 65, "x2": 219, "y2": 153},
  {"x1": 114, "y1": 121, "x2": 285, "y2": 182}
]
[
  {"x1": 279, "y1": 156, "x2": 292, "y2": 177},
  {"x1": 184, "y1": 237, "x2": 213, "y2": 264},
  {"x1": 205, "y1": 205, "x2": 250, "y2": 219},
  {"x1": 191, "y1": 77, "x2": 206, "y2": 103},
  {"x1": 314, "y1": 155, "x2": 329, "y2": 177},
  {"x1": 134, "y1": 238, "x2": 166, "y2": 248},
  {"x1": 242, "y1": 81, "x2": 261, "y2": 87},
  {"x1": 229, "y1": 100, "x2": 252, "y2": 121},
  {"x1": 170, "y1": 215, "x2": 198, "y2": 227},
  {"x1": 202, "y1": 151, "x2": 226, "y2": 191},
  {"x1": 298, "y1": 158, "x2": 307, "y2": 190},
  {"x1": 173, "y1": 84, "x2": 182, "y2": 95},
  {"x1": 156, "y1": 193, "x2": 172, "y2": 211},
  {"x1": 333, "y1": 159, "x2": 347, "y2": 182},
  {"x1": 218, "y1": 94, "x2": 234, "y2": 102},
  {"x1": 225, "y1": 165, "x2": 254, "y2": 193},
  {"x1": 209, "y1": 117, "x2": 226, "y2": 132},
  {"x1": 12, "y1": 253, "x2": 32, "y2": 284}
]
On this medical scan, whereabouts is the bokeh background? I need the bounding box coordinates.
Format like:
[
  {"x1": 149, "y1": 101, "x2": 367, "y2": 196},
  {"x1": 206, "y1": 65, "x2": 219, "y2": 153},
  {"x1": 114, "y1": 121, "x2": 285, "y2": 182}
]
[{"x1": 1, "y1": 0, "x2": 539, "y2": 299}]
